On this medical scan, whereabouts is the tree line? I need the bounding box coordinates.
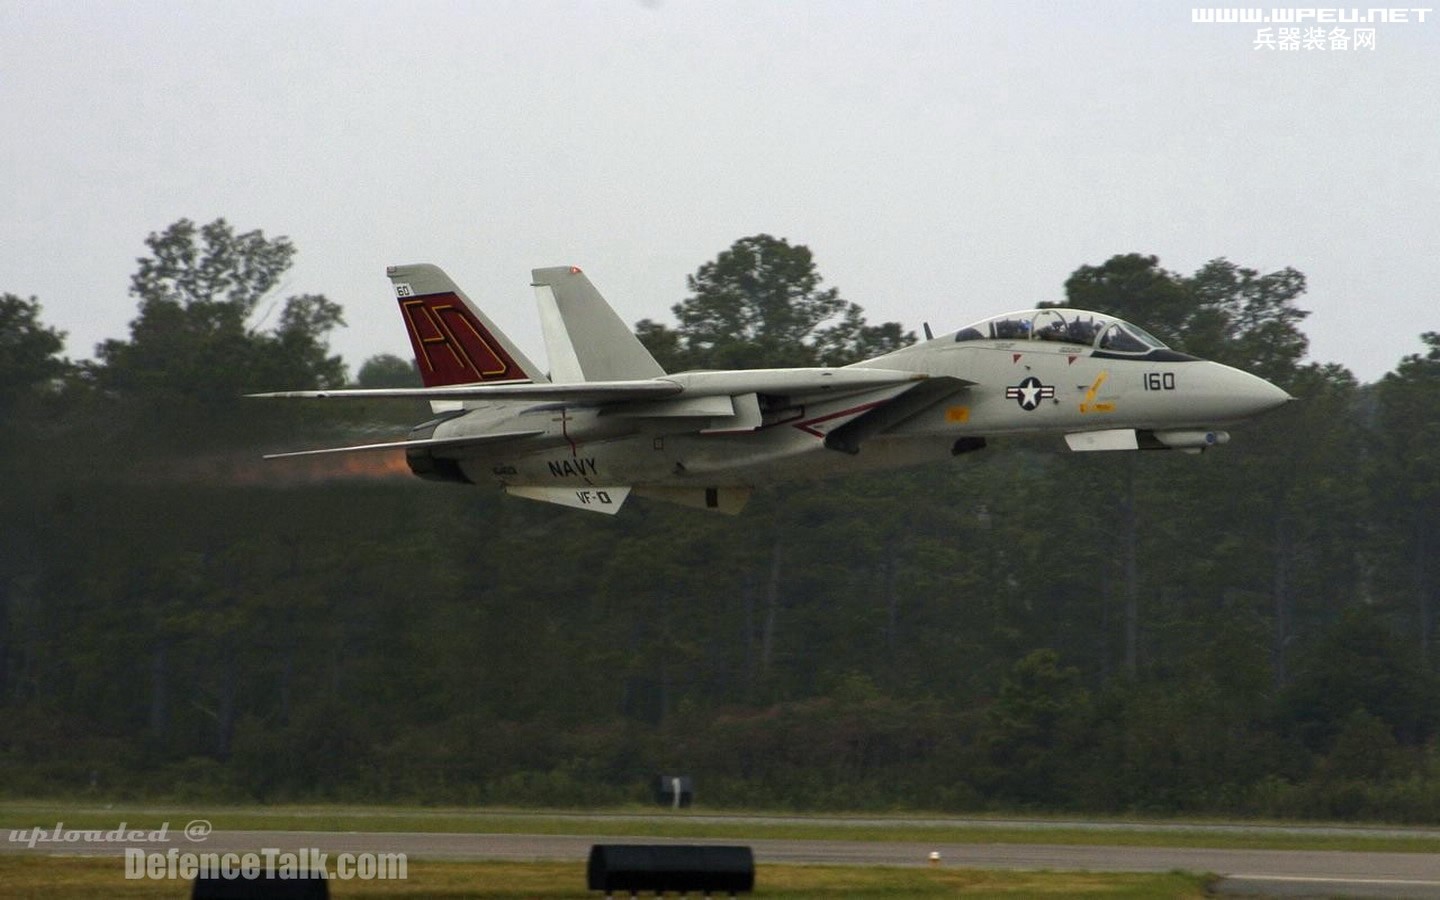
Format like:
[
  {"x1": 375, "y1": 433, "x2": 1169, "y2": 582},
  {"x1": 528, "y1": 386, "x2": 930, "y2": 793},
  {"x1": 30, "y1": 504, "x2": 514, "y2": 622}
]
[{"x1": 2, "y1": 220, "x2": 1439, "y2": 820}]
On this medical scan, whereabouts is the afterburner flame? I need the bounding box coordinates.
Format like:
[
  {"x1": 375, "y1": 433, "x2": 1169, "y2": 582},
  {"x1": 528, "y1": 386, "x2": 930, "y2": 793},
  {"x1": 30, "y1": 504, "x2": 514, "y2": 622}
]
[
  {"x1": 143, "y1": 449, "x2": 413, "y2": 487},
  {"x1": 324, "y1": 450, "x2": 413, "y2": 481}
]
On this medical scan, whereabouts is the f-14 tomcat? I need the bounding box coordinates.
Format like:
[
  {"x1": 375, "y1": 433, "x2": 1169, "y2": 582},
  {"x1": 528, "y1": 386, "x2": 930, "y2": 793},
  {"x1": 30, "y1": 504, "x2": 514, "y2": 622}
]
[{"x1": 253, "y1": 264, "x2": 1292, "y2": 514}]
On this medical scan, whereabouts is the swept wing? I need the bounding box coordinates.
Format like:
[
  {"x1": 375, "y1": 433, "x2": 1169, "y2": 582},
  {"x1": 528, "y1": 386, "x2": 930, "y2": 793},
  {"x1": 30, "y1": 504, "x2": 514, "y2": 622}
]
[{"x1": 248, "y1": 380, "x2": 681, "y2": 403}]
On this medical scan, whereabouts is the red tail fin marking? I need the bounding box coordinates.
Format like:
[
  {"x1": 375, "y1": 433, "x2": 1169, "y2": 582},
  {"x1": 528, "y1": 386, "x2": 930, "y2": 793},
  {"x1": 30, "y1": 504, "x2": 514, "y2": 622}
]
[{"x1": 400, "y1": 294, "x2": 526, "y2": 387}]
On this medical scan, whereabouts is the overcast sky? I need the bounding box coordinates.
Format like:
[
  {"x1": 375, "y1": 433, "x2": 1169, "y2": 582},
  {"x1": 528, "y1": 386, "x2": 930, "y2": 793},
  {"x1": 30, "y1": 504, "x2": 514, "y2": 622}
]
[{"x1": 2, "y1": 1, "x2": 1436, "y2": 384}]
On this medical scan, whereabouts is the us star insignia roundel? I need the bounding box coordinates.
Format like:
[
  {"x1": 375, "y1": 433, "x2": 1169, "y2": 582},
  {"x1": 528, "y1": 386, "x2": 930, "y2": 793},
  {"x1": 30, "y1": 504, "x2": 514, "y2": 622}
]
[{"x1": 1005, "y1": 376, "x2": 1055, "y2": 411}]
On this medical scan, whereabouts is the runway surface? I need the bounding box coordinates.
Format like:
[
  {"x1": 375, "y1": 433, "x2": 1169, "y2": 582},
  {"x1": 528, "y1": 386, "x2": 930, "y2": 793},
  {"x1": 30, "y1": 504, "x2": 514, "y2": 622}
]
[{"x1": 13, "y1": 828, "x2": 1440, "y2": 897}]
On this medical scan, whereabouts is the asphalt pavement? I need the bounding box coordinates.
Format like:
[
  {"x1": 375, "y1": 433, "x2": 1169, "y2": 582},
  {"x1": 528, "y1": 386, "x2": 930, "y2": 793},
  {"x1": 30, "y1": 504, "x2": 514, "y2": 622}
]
[{"x1": 12, "y1": 827, "x2": 1440, "y2": 897}]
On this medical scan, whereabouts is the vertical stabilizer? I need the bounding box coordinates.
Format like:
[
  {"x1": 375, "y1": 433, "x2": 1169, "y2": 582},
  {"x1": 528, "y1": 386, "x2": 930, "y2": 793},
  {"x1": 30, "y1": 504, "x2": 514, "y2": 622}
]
[
  {"x1": 531, "y1": 266, "x2": 666, "y2": 383},
  {"x1": 387, "y1": 263, "x2": 547, "y2": 387}
]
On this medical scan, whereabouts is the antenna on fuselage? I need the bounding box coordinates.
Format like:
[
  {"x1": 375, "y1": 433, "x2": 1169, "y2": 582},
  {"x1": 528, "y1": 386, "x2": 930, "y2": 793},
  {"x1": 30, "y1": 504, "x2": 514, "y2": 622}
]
[{"x1": 922, "y1": 322, "x2": 934, "y2": 340}]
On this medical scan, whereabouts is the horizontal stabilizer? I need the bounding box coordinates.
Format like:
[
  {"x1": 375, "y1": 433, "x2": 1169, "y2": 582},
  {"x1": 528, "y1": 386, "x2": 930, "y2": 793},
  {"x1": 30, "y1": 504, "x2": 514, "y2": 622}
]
[
  {"x1": 506, "y1": 485, "x2": 630, "y2": 514},
  {"x1": 263, "y1": 430, "x2": 542, "y2": 460}
]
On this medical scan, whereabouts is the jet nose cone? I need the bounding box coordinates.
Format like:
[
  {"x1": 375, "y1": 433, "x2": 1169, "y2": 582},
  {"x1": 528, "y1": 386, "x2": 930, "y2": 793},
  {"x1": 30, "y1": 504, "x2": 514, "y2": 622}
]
[
  {"x1": 1217, "y1": 364, "x2": 1293, "y2": 419},
  {"x1": 1252, "y1": 376, "x2": 1293, "y2": 408}
]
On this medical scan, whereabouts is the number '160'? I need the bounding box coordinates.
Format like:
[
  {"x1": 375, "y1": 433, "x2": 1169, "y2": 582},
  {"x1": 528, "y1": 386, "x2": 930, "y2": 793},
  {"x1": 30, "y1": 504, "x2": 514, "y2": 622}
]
[{"x1": 1144, "y1": 372, "x2": 1176, "y2": 391}]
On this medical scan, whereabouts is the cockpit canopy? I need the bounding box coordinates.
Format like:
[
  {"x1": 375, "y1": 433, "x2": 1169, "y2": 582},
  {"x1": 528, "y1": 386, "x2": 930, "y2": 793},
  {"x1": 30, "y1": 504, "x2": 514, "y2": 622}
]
[{"x1": 948, "y1": 309, "x2": 1169, "y2": 354}]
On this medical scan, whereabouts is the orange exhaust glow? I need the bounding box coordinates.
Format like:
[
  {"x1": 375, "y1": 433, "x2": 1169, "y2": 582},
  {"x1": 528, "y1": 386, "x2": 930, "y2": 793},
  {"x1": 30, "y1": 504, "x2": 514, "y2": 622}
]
[{"x1": 141, "y1": 449, "x2": 414, "y2": 487}]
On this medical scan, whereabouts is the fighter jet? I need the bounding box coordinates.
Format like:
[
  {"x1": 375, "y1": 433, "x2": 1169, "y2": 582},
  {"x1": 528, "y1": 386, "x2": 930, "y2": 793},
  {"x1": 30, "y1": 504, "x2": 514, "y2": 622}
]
[{"x1": 252, "y1": 264, "x2": 1292, "y2": 514}]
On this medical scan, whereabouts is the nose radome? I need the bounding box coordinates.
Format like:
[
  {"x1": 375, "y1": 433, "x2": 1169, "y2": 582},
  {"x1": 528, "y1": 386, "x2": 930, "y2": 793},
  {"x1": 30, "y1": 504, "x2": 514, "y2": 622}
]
[{"x1": 1213, "y1": 363, "x2": 1293, "y2": 418}]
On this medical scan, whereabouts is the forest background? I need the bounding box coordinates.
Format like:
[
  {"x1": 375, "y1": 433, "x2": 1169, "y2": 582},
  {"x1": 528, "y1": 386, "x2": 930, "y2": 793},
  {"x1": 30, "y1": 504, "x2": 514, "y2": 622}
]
[{"x1": 3, "y1": 219, "x2": 1439, "y2": 822}]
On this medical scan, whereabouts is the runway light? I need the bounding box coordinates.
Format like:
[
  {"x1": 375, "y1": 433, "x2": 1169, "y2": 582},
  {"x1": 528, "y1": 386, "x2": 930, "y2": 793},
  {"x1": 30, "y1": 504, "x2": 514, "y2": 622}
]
[{"x1": 928, "y1": 851, "x2": 940, "y2": 866}]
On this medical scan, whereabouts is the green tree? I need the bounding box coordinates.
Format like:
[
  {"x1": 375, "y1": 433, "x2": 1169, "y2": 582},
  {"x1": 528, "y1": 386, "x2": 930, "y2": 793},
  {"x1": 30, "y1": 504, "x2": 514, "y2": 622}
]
[
  {"x1": 1182, "y1": 258, "x2": 1310, "y2": 383},
  {"x1": 1279, "y1": 609, "x2": 1440, "y2": 752},
  {"x1": 356, "y1": 354, "x2": 420, "y2": 388},
  {"x1": 974, "y1": 649, "x2": 1092, "y2": 805},
  {"x1": 637, "y1": 235, "x2": 912, "y2": 370},
  {"x1": 1060, "y1": 252, "x2": 1316, "y2": 683},
  {"x1": 1254, "y1": 362, "x2": 1365, "y2": 685},
  {"x1": 1063, "y1": 253, "x2": 1192, "y2": 342},
  {"x1": 0, "y1": 294, "x2": 70, "y2": 414},
  {"x1": 1063, "y1": 253, "x2": 1310, "y2": 384},
  {"x1": 1370, "y1": 332, "x2": 1440, "y2": 662},
  {"x1": 95, "y1": 218, "x2": 346, "y2": 409},
  {"x1": 0, "y1": 296, "x2": 71, "y2": 706}
]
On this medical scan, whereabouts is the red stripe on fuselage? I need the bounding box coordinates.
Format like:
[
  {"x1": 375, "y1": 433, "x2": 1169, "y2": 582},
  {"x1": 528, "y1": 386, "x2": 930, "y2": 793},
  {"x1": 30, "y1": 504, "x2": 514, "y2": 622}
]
[{"x1": 791, "y1": 400, "x2": 889, "y2": 438}]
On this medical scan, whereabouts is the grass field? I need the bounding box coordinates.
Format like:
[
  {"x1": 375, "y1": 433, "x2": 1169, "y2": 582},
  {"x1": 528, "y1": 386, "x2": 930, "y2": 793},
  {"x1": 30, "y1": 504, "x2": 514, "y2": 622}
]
[
  {"x1": 0, "y1": 856, "x2": 1213, "y2": 899},
  {"x1": 4, "y1": 801, "x2": 1440, "y2": 853}
]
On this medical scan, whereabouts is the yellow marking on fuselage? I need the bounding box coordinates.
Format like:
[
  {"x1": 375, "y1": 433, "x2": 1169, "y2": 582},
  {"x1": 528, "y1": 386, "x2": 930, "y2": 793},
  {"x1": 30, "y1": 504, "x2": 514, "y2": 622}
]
[
  {"x1": 946, "y1": 406, "x2": 970, "y2": 423},
  {"x1": 1080, "y1": 370, "x2": 1115, "y2": 413}
]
